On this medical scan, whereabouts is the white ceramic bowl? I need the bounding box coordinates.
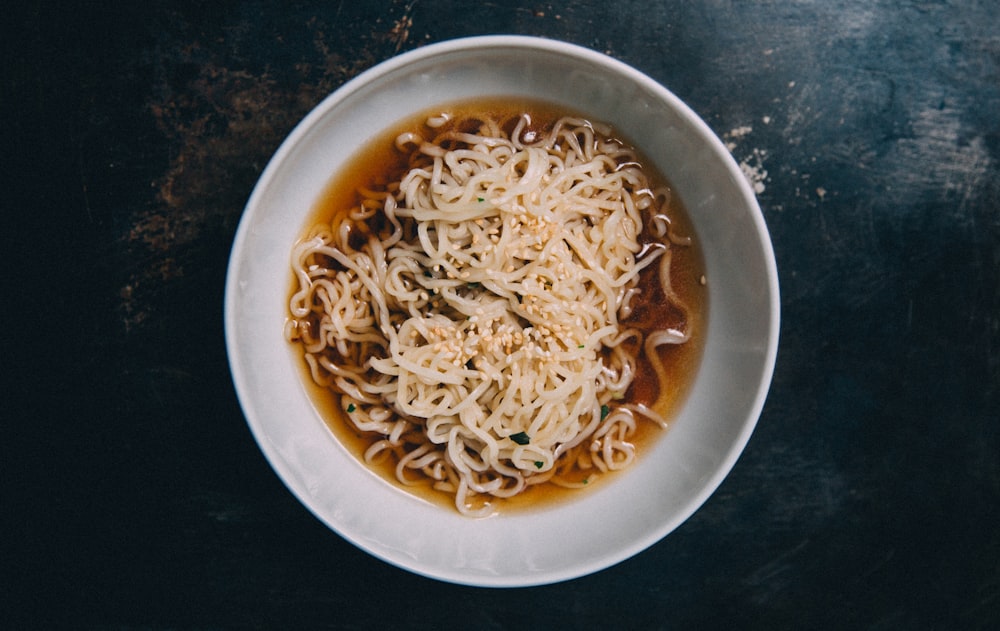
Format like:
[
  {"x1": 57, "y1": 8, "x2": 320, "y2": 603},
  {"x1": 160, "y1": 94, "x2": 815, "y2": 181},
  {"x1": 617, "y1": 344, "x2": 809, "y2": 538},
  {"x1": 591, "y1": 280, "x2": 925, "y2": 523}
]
[{"x1": 225, "y1": 35, "x2": 779, "y2": 587}]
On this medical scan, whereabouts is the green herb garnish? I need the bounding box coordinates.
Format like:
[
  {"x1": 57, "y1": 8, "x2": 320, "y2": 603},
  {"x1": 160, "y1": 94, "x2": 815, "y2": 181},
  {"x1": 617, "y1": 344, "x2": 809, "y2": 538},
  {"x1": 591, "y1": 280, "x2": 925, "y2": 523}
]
[
  {"x1": 600, "y1": 404, "x2": 610, "y2": 420},
  {"x1": 510, "y1": 431, "x2": 531, "y2": 445},
  {"x1": 346, "y1": 403, "x2": 356, "y2": 413},
  {"x1": 534, "y1": 461, "x2": 544, "y2": 469},
  {"x1": 477, "y1": 197, "x2": 485, "y2": 202},
  {"x1": 578, "y1": 344, "x2": 585, "y2": 349}
]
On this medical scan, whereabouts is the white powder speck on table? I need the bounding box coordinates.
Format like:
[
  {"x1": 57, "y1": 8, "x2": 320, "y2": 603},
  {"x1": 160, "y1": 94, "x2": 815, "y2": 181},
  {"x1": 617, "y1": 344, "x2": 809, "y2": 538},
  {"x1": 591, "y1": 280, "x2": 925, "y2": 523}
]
[
  {"x1": 740, "y1": 149, "x2": 769, "y2": 194},
  {"x1": 723, "y1": 125, "x2": 769, "y2": 194}
]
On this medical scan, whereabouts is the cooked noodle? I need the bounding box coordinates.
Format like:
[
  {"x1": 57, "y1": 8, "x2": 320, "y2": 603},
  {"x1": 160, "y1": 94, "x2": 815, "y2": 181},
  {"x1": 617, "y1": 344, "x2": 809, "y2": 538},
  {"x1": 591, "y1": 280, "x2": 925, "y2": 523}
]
[{"x1": 285, "y1": 112, "x2": 691, "y2": 515}]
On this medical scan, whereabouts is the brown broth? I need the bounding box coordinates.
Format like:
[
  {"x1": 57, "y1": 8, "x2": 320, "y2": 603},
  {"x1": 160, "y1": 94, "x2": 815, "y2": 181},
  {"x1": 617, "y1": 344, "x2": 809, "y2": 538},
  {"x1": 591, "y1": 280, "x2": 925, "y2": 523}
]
[{"x1": 289, "y1": 97, "x2": 706, "y2": 513}]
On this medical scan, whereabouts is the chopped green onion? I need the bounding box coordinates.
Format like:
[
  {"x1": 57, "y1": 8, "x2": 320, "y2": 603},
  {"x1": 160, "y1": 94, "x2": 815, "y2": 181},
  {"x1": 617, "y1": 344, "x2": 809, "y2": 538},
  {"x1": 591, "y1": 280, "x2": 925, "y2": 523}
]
[
  {"x1": 578, "y1": 344, "x2": 585, "y2": 349},
  {"x1": 534, "y1": 461, "x2": 544, "y2": 469},
  {"x1": 600, "y1": 404, "x2": 610, "y2": 420},
  {"x1": 346, "y1": 403, "x2": 356, "y2": 413},
  {"x1": 477, "y1": 197, "x2": 485, "y2": 202},
  {"x1": 510, "y1": 431, "x2": 531, "y2": 445}
]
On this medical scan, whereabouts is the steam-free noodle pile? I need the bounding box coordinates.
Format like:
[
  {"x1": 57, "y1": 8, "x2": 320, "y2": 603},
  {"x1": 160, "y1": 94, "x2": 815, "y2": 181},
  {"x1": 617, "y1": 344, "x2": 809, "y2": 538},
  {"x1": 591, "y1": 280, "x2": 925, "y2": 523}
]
[{"x1": 285, "y1": 112, "x2": 691, "y2": 515}]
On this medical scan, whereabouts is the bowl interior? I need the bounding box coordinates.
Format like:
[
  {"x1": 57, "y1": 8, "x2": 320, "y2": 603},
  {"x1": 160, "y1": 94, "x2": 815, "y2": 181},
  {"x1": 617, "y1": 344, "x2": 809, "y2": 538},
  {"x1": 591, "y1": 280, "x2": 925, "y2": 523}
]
[{"x1": 225, "y1": 36, "x2": 779, "y2": 587}]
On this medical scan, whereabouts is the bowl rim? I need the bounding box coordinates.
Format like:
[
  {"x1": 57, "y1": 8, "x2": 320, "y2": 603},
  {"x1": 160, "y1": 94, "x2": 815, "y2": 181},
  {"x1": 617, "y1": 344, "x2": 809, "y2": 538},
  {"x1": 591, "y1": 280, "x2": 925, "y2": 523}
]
[{"x1": 225, "y1": 34, "x2": 780, "y2": 587}]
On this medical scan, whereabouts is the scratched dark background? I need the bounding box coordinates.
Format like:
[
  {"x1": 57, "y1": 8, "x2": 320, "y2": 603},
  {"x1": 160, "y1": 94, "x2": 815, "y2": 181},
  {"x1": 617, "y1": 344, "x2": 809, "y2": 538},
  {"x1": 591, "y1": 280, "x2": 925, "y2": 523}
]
[{"x1": 4, "y1": 0, "x2": 999, "y2": 628}]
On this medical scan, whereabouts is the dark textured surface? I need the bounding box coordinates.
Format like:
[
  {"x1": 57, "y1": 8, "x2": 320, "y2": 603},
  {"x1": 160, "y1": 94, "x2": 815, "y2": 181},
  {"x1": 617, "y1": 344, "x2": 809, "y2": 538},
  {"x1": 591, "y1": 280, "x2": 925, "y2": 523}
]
[{"x1": 5, "y1": 1, "x2": 999, "y2": 628}]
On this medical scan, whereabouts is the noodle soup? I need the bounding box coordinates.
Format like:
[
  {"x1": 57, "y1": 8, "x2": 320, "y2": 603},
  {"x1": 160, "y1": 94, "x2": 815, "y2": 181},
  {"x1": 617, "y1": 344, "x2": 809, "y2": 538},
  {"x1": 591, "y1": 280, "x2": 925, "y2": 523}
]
[{"x1": 286, "y1": 98, "x2": 705, "y2": 515}]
